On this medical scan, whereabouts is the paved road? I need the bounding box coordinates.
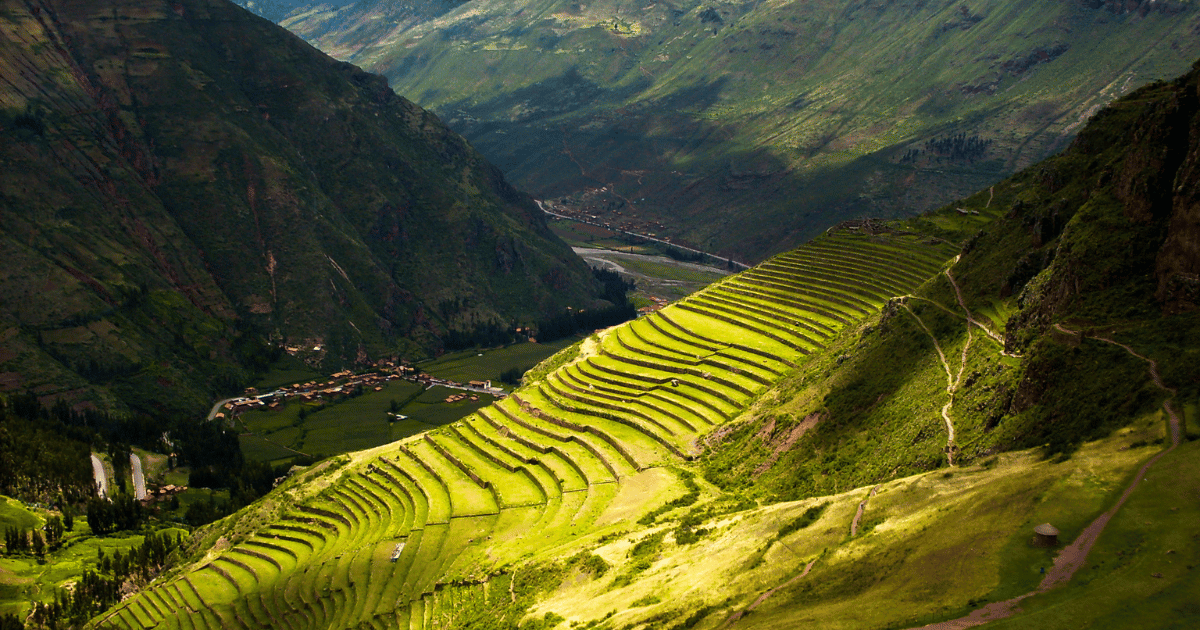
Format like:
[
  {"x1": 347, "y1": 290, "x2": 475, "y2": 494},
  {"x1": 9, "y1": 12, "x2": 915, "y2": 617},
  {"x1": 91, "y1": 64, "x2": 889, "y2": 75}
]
[
  {"x1": 538, "y1": 200, "x2": 750, "y2": 269},
  {"x1": 207, "y1": 397, "x2": 240, "y2": 421},
  {"x1": 571, "y1": 247, "x2": 732, "y2": 279},
  {"x1": 90, "y1": 454, "x2": 107, "y2": 498},
  {"x1": 130, "y1": 453, "x2": 147, "y2": 501}
]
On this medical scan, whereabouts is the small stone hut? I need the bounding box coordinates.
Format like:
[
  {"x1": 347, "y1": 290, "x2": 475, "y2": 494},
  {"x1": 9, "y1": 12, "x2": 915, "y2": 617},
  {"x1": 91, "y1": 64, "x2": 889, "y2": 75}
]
[{"x1": 1033, "y1": 523, "x2": 1059, "y2": 547}]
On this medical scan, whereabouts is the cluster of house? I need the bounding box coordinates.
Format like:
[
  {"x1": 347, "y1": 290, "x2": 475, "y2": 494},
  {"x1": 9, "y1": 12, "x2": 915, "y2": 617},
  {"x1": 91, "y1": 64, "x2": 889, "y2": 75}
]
[
  {"x1": 143, "y1": 483, "x2": 187, "y2": 504},
  {"x1": 216, "y1": 361, "x2": 505, "y2": 420},
  {"x1": 637, "y1": 295, "x2": 669, "y2": 315}
]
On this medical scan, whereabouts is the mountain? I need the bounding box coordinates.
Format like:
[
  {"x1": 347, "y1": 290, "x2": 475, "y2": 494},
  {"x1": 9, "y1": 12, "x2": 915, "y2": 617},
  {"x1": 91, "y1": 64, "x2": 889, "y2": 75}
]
[
  {"x1": 267, "y1": 0, "x2": 1200, "y2": 261},
  {"x1": 0, "y1": 0, "x2": 600, "y2": 416},
  {"x1": 87, "y1": 59, "x2": 1200, "y2": 630}
]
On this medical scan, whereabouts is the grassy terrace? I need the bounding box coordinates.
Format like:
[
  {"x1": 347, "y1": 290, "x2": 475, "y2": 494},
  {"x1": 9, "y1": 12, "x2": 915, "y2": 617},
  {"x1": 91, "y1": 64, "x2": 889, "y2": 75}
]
[{"x1": 90, "y1": 228, "x2": 954, "y2": 630}]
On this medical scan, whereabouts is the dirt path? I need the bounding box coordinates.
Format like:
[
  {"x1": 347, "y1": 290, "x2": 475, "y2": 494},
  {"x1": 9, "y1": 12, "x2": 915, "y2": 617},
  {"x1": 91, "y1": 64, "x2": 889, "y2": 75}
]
[
  {"x1": 901, "y1": 303, "x2": 957, "y2": 464},
  {"x1": 850, "y1": 485, "x2": 882, "y2": 537},
  {"x1": 906, "y1": 329, "x2": 1183, "y2": 630},
  {"x1": 722, "y1": 560, "x2": 817, "y2": 628},
  {"x1": 945, "y1": 264, "x2": 1006, "y2": 348}
]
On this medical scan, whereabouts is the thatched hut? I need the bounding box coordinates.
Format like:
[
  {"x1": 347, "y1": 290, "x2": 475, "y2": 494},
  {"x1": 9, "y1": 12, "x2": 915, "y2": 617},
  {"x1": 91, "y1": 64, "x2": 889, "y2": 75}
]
[{"x1": 1033, "y1": 523, "x2": 1059, "y2": 547}]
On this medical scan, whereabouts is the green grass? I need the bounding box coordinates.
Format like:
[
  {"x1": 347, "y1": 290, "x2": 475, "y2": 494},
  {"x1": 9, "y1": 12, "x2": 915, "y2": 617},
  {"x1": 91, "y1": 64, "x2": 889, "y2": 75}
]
[
  {"x1": 236, "y1": 380, "x2": 500, "y2": 462},
  {"x1": 254, "y1": 355, "x2": 322, "y2": 391},
  {"x1": 0, "y1": 496, "x2": 41, "y2": 532},
  {"x1": 419, "y1": 338, "x2": 580, "y2": 384},
  {"x1": 984, "y1": 440, "x2": 1200, "y2": 630},
  {"x1": 610, "y1": 258, "x2": 726, "y2": 284}
]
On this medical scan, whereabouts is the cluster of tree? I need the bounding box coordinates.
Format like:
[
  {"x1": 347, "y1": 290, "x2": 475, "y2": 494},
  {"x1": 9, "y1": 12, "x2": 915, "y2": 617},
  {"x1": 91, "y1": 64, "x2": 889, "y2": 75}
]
[
  {"x1": 900, "y1": 134, "x2": 993, "y2": 164},
  {"x1": 2, "y1": 516, "x2": 67, "y2": 557},
  {"x1": 97, "y1": 531, "x2": 183, "y2": 583},
  {"x1": 443, "y1": 320, "x2": 518, "y2": 351},
  {"x1": 535, "y1": 267, "x2": 636, "y2": 343},
  {"x1": 496, "y1": 365, "x2": 532, "y2": 386},
  {"x1": 662, "y1": 246, "x2": 706, "y2": 263},
  {"x1": 534, "y1": 301, "x2": 637, "y2": 343},
  {"x1": 4, "y1": 526, "x2": 44, "y2": 556},
  {"x1": 0, "y1": 613, "x2": 21, "y2": 630},
  {"x1": 0, "y1": 396, "x2": 94, "y2": 504},
  {"x1": 86, "y1": 496, "x2": 145, "y2": 535},
  {"x1": 29, "y1": 570, "x2": 119, "y2": 629},
  {"x1": 27, "y1": 531, "x2": 184, "y2": 628}
]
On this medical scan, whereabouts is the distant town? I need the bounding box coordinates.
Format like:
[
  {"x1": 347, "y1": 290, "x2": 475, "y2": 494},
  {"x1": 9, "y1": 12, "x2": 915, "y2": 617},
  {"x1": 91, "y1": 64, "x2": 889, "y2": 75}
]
[{"x1": 216, "y1": 359, "x2": 507, "y2": 420}]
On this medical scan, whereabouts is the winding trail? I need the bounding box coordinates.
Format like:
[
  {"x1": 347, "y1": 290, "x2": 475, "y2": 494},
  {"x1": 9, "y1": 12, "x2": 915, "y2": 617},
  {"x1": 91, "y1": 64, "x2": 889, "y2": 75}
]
[
  {"x1": 722, "y1": 560, "x2": 817, "y2": 628},
  {"x1": 850, "y1": 485, "x2": 882, "y2": 537},
  {"x1": 907, "y1": 328, "x2": 1183, "y2": 630},
  {"x1": 944, "y1": 263, "x2": 1006, "y2": 348},
  {"x1": 901, "y1": 303, "x2": 958, "y2": 465}
]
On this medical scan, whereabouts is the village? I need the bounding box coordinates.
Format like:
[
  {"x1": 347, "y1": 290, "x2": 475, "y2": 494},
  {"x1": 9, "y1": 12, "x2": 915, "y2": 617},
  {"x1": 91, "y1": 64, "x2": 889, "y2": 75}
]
[{"x1": 215, "y1": 359, "x2": 508, "y2": 420}]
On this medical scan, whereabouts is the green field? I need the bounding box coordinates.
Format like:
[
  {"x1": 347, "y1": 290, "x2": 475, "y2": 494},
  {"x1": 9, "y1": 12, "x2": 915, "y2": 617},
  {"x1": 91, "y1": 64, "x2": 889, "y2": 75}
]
[
  {"x1": 612, "y1": 258, "x2": 727, "y2": 284},
  {"x1": 0, "y1": 494, "x2": 189, "y2": 619},
  {"x1": 418, "y1": 338, "x2": 580, "y2": 385},
  {"x1": 237, "y1": 381, "x2": 501, "y2": 463}
]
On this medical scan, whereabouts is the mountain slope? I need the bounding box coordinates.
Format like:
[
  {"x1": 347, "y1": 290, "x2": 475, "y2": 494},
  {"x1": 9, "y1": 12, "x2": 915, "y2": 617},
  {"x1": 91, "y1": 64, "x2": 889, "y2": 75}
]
[
  {"x1": 87, "y1": 61, "x2": 1200, "y2": 630},
  {"x1": 274, "y1": 0, "x2": 1200, "y2": 261},
  {"x1": 0, "y1": 0, "x2": 598, "y2": 415}
]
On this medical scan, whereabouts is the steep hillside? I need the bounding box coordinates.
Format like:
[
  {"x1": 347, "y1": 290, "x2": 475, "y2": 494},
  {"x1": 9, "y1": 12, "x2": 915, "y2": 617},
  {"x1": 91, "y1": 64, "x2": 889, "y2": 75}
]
[
  {"x1": 0, "y1": 0, "x2": 598, "y2": 416},
  {"x1": 85, "y1": 63, "x2": 1199, "y2": 630},
  {"x1": 273, "y1": 0, "x2": 1200, "y2": 261}
]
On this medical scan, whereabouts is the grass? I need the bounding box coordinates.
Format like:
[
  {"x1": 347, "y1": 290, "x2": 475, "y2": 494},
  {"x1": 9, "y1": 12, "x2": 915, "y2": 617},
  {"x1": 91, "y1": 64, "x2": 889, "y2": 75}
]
[
  {"x1": 984, "y1": 440, "x2": 1200, "y2": 630},
  {"x1": 418, "y1": 338, "x2": 580, "y2": 384},
  {"x1": 236, "y1": 381, "x2": 498, "y2": 462}
]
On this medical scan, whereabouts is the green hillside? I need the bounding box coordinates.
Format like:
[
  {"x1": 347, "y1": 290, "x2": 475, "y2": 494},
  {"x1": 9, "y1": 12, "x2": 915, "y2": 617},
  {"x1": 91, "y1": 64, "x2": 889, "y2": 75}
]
[
  {"x1": 273, "y1": 0, "x2": 1200, "y2": 261},
  {"x1": 78, "y1": 58, "x2": 1200, "y2": 630},
  {"x1": 0, "y1": 0, "x2": 599, "y2": 417}
]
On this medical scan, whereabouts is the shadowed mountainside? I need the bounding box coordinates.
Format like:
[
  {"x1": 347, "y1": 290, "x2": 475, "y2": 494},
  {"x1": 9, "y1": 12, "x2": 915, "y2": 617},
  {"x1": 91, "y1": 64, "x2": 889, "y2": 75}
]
[
  {"x1": 269, "y1": 0, "x2": 1200, "y2": 261},
  {"x1": 0, "y1": 0, "x2": 599, "y2": 416}
]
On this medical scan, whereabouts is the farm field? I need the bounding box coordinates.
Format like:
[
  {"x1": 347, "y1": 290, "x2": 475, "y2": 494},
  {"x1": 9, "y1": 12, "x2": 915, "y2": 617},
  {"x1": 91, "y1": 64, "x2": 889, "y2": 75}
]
[
  {"x1": 236, "y1": 382, "x2": 500, "y2": 464},
  {"x1": 418, "y1": 338, "x2": 580, "y2": 385},
  {"x1": 97, "y1": 225, "x2": 998, "y2": 630}
]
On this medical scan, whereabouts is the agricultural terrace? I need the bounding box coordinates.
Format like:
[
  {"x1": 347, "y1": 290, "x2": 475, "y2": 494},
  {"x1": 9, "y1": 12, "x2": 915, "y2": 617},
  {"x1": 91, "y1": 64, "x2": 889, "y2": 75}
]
[{"x1": 89, "y1": 228, "x2": 955, "y2": 630}]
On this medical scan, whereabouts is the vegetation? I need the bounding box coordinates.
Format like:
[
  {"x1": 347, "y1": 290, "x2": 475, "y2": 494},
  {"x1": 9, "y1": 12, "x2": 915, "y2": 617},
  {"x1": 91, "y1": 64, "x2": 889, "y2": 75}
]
[
  {"x1": 285, "y1": 0, "x2": 1200, "y2": 262},
  {"x1": 0, "y1": 0, "x2": 602, "y2": 422}
]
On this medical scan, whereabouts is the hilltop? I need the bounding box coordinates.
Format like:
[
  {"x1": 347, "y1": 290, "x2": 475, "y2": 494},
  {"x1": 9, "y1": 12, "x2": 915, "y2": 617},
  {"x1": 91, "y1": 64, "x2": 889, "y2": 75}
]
[
  {"x1": 263, "y1": 0, "x2": 1200, "y2": 261},
  {"x1": 0, "y1": 0, "x2": 601, "y2": 416},
  {"x1": 80, "y1": 60, "x2": 1200, "y2": 630}
]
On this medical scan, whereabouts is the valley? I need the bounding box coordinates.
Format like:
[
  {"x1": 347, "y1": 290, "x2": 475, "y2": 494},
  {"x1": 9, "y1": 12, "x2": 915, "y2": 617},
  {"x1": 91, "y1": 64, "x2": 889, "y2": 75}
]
[
  {"x1": 1, "y1": 1, "x2": 1199, "y2": 629},
  {"x1": 266, "y1": 0, "x2": 1200, "y2": 260}
]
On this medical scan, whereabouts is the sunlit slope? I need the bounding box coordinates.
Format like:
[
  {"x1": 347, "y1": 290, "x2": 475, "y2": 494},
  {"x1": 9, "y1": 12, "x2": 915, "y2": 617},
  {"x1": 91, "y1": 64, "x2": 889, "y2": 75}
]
[{"x1": 88, "y1": 228, "x2": 955, "y2": 630}]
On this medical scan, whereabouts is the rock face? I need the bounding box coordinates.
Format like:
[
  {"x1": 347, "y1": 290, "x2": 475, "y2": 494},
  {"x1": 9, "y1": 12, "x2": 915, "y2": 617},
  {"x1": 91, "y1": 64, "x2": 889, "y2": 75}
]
[{"x1": 0, "y1": 0, "x2": 597, "y2": 415}]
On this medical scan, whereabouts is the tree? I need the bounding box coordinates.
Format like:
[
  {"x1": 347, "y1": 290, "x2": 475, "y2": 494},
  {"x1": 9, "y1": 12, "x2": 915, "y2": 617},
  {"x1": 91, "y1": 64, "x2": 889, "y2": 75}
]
[
  {"x1": 30, "y1": 529, "x2": 44, "y2": 556},
  {"x1": 44, "y1": 516, "x2": 64, "y2": 549}
]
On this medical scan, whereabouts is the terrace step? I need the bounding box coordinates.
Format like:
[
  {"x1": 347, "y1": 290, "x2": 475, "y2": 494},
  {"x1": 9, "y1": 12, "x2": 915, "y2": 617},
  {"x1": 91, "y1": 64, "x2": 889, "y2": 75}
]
[
  {"x1": 467, "y1": 410, "x2": 597, "y2": 488},
  {"x1": 490, "y1": 397, "x2": 635, "y2": 477},
  {"x1": 574, "y1": 359, "x2": 736, "y2": 422},
  {"x1": 558, "y1": 363, "x2": 713, "y2": 430},
  {"x1": 402, "y1": 441, "x2": 499, "y2": 517},
  {"x1": 544, "y1": 371, "x2": 694, "y2": 437}
]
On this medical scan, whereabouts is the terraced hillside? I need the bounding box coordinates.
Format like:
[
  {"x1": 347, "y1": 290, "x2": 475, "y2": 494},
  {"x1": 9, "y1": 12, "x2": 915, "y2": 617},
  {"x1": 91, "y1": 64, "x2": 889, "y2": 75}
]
[{"x1": 87, "y1": 227, "x2": 960, "y2": 630}]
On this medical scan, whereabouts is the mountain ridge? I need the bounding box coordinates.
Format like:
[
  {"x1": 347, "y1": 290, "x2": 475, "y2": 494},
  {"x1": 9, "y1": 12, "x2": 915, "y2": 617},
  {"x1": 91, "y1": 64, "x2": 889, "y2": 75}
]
[
  {"x1": 266, "y1": 0, "x2": 1200, "y2": 261},
  {"x1": 0, "y1": 0, "x2": 600, "y2": 416}
]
